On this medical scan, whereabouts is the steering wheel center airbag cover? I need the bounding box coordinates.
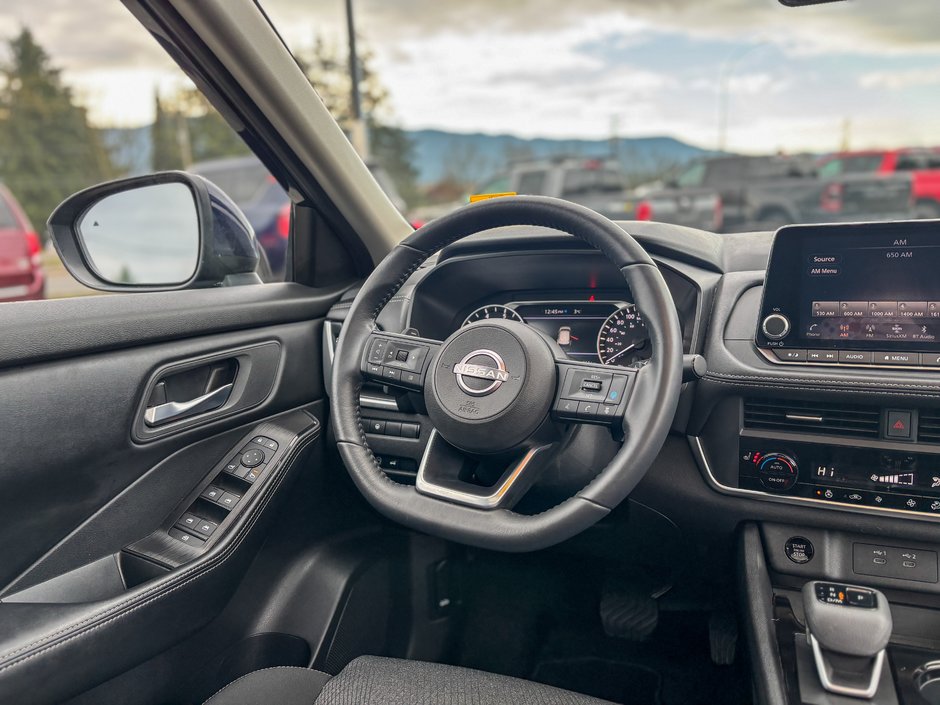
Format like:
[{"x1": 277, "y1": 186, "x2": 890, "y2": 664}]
[{"x1": 425, "y1": 321, "x2": 555, "y2": 453}]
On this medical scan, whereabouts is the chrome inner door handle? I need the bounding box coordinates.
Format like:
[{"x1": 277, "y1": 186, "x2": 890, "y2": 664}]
[{"x1": 144, "y1": 383, "x2": 234, "y2": 426}]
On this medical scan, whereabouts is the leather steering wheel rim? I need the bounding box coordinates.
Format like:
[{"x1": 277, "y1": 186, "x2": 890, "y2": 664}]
[{"x1": 330, "y1": 195, "x2": 683, "y2": 552}]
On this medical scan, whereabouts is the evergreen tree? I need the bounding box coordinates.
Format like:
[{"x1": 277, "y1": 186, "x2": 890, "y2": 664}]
[
  {"x1": 0, "y1": 28, "x2": 115, "y2": 237},
  {"x1": 296, "y1": 36, "x2": 418, "y2": 208},
  {"x1": 151, "y1": 91, "x2": 184, "y2": 171}
]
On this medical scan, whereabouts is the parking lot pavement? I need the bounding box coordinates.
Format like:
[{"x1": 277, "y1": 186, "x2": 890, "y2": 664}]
[{"x1": 41, "y1": 250, "x2": 99, "y2": 300}]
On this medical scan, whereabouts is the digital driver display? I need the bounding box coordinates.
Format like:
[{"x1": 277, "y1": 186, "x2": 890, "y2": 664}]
[
  {"x1": 510, "y1": 301, "x2": 621, "y2": 363},
  {"x1": 758, "y1": 220, "x2": 940, "y2": 353}
]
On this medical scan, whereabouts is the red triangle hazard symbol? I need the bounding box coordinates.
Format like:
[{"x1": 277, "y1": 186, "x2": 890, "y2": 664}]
[{"x1": 893, "y1": 419, "x2": 906, "y2": 430}]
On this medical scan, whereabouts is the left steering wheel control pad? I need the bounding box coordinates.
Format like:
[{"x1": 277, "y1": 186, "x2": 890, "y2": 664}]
[{"x1": 425, "y1": 321, "x2": 556, "y2": 454}]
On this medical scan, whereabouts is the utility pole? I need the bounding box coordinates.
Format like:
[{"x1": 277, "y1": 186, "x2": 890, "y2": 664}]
[
  {"x1": 346, "y1": 0, "x2": 370, "y2": 160},
  {"x1": 717, "y1": 41, "x2": 768, "y2": 153}
]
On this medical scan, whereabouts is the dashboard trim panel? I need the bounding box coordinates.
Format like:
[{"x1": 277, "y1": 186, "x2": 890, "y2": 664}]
[{"x1": 757, "y1": 347, "x2": 940, "y2": 372}]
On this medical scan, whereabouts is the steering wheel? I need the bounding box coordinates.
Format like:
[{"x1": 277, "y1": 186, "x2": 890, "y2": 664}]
[{"x1": 331, "y1": 196, "x2": 683, "y2": 552}]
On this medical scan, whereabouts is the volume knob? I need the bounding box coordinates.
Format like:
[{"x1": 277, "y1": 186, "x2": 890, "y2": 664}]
[{"x1": 762, "y1": 313, "x2": 791, "y2": 340}]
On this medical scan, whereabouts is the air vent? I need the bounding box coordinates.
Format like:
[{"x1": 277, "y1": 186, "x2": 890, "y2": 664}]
[
  {"x1": 918, "y1": 410, "x2": 940, "y2": 444},
  {"x1": 743, "y1": 398, "x2": 881, "y2": 438}
]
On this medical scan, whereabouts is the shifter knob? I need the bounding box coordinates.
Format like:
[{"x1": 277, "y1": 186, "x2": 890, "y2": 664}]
[
  {"x1": 917, "y1": 662, "x2": 940, "y2": 705},
  {"x1": 802, "y1": 581, "x2": 892, "y2": 699}
]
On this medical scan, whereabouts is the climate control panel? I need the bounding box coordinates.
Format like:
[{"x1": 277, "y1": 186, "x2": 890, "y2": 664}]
[{"x1": 739, "y1": 440, "x2": 940, "y2": 516}]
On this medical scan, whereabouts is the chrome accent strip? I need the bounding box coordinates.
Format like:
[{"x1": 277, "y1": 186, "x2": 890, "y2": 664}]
[
  {"x1": 784, "y1": 413, "x2": 824, "y2": 423},
  {"x1": 360, "y1": 394, "x2": 399, "y2": 411},
  {"x1": 416, "y1": 430, "x2": 550, "y2": 509},
  {"x1": 144, "y1": 383, "x2": 233, "y2": 426},
  {"x1": 809, "y1": 633, "x2": 884, "y2": 699},
  {"x1": 688, "y1": 435, "x2": 940, "y2": 522},
  {"x1": 757, "y1": 346, "x2": 940, "y2": 372}
]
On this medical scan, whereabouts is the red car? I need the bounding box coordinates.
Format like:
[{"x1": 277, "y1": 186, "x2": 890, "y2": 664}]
[
  {"x1": 0, "y1": 184, "x2": 44, "y2": 302},
  {"x1": 818, "y1": 148, "x2": 940, "y2": 219}
]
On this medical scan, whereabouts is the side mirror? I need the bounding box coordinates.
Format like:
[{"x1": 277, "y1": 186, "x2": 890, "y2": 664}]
[{"x1": 47, "y1": 171, "x2": 263, "y2": 292}]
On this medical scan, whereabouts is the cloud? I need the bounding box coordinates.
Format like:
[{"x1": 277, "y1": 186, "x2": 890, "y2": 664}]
[{"x1": 859, "y1": 67, "x2": 940, "y2": 89}]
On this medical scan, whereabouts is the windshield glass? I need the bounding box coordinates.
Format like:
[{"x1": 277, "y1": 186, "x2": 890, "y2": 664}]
[{"x1": 262, "y1": 0, "x2": 940, "y2": 232}]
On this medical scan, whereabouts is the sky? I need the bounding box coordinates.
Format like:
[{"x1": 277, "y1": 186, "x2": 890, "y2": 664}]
[{"x1": 0, "y1": 0, "x2": 938, "y2": 154}]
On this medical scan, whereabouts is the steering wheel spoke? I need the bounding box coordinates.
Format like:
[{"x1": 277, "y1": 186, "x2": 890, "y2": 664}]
[
  {"x1": 551, "y1": 359, "x2": 637, "y2": 432},
  {"x1": 416, "y1": 430, "x2": 554, "y2": 509},
  {"x1": 360, "y1": 330, "x2": 442, "y2": 392}
]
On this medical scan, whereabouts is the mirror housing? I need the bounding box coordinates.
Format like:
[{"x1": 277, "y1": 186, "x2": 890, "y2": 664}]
[{"x1": 47, "y1": 171, "x2": 264, "y2": 292}]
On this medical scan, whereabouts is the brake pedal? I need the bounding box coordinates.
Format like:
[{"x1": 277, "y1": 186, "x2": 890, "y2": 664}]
[{"x1": 600, "y1": 585, "x2": 658, "y2": 641}]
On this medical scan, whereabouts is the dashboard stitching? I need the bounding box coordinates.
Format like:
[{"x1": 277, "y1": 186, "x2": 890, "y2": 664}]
[
  {"x1": 703, "y1": 375, "x2": 940, "y2": 399},
  {"x1": 706, "y1": 371, "x2": 940, "y2": 392}
]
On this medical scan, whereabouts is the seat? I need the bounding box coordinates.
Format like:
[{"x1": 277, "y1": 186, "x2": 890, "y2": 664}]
[{"x1": 205, "y1": 655, "x2": 614, "y2": 705}]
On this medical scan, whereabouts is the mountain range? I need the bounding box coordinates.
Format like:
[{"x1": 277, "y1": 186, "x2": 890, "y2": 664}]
[{"x1": 101, "y1": 126, "x2": 711, "y2": 186}]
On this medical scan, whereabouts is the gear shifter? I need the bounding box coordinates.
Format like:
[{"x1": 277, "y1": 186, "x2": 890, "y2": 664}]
[{"x1": 802, "y1": 581, "x2": 893, "y2": 699}]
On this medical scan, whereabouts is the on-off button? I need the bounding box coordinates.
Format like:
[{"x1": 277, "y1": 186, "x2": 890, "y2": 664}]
[{"x1": 762, "y1": 313, "x2": 791, "y2": 340}]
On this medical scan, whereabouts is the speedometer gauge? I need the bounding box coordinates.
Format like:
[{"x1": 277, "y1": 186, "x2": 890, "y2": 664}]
[
  {"x1": 462, "y1": 304, "x2": 524, "y2": 327},
  {"x1": 596, "y1": 304, "x2": 651, "y2": 367}
]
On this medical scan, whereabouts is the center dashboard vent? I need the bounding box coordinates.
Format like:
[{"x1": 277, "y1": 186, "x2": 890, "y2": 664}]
[{"x1": 743, "y1": 398, "x2": 881, "y2": 438}]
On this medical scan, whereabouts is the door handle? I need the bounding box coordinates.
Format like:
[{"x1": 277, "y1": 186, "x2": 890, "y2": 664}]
[{"x1": 144, "y1": 383, "x2": 233, "y2": 426}]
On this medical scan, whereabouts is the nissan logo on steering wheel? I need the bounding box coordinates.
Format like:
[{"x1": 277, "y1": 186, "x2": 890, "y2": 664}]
[{"x1": 453, "y1": 349, "x2": 509, "y2": 396}]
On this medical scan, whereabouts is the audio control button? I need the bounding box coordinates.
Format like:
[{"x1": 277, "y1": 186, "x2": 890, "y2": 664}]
[
  {"x1": 773, "y1": 349, "x2": 806, "y2": 362},
  {"x1": 762, "y1": 313, "x2": 791, "y2": 340},
  {"x1": 839, "y1": 350, "x2": 873, "y2": 364}
]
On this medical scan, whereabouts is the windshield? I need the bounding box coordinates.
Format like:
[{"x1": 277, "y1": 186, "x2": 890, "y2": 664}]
[{"x1": 261, "y1": 0, "x2": 939, "y2": 232}]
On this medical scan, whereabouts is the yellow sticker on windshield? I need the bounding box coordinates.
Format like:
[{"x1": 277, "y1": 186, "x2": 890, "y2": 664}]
[{"x1": 469, "y1": 192, "x2": 517, "y2": 203}]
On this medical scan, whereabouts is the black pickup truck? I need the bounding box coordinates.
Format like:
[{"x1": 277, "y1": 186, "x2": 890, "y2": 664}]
[{"x1": 632, "y1": 155, "x2": 914, "y2": 232}]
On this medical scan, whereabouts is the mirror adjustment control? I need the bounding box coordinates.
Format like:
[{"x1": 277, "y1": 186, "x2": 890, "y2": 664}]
[{"x1": 241, "y1": 448, "x2": 265, "y2": 468}]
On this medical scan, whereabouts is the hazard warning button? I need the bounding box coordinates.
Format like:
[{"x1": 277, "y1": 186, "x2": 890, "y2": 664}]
[{"x1": 886, "y1": 410, "x2": 913, "y2": 440}]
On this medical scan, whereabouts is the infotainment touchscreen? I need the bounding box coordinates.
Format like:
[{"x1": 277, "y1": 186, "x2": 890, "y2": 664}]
[{"x1": 757, "y1": 220, "x2": 940, "y2": 360}]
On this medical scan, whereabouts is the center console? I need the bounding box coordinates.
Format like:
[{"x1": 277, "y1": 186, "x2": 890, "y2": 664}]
[{"x1": 757, "y1": 220, "x2": 940, "y2": 369}]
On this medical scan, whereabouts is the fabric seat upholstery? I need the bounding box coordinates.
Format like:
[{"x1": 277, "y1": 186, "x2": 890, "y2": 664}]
[{"x1": 205, "y1": 656, "x2": 614, "y2": 705}]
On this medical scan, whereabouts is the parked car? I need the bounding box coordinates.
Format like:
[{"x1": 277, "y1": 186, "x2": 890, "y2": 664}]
[
  {"x1": 633, "y1": 154, "x2": 914, "y2": 231},
  {"x1": 0, "y1": 184, "x2": 43, "y2": 302},
  {"x1": 475, "y1": 157, "x2": 634, "y2": 220},
  {"x1": 817, "y1": 148, "x2": 940, "y2": 219},
  {"x1": 191, "y1": 156, "x2": 409, "y2": 278}
]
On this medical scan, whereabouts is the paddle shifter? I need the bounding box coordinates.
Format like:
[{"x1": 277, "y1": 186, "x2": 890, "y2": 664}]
[{"x1": 802, "y1": 581, "x2": 893, "y2": 699}]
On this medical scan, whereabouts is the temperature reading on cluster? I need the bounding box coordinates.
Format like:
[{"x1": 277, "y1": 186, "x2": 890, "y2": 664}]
[{"x1": 870, "y1": 472, "x2": 915, "y2": 486}]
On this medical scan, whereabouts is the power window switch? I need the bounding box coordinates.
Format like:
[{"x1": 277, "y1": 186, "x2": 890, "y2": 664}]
[
  {"x1": 169, "y1": 528, "x2": 206, "y2": 547},
  {"x1": 201, "y1": 486, "x2": 223, "y2": 503},
  {"x1": 218, "y1": 492, "x2": 241, "y2": 510},
  {"x1": 194, "y1": 519, "x2": 218, "y2": 538},
  {"x1": 177, "y1": 513, "x2": 200, "y2": 531}
]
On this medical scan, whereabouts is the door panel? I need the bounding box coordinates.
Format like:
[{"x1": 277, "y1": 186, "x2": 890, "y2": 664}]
[{"x1": 0, "y1": 283, "x2": 342, "y2": 704}]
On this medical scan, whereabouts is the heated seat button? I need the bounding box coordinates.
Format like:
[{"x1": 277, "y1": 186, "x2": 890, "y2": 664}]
[{"x1": 241, "y1": 449, "x2": 265, "y2": 467}]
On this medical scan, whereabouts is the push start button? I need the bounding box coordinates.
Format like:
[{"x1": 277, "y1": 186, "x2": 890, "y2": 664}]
[{"x1": 786, "y1": 536, "x2": 815, "y2": 565}]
